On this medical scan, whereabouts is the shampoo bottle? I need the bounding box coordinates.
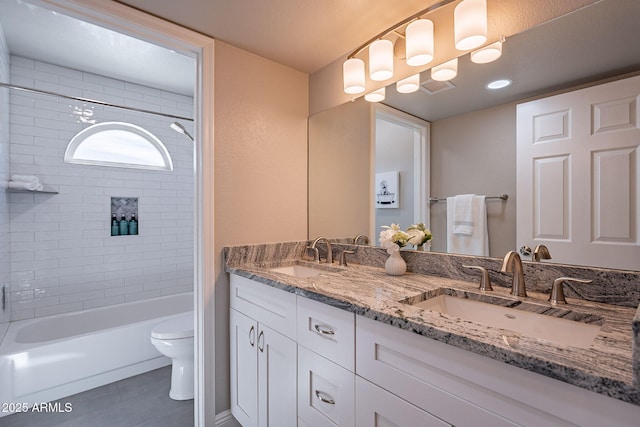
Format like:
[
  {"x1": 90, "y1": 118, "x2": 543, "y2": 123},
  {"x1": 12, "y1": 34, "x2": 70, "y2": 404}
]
[
  {"x1": 129, "y1": 213, "x2": 138, "y2": 235},
  {"x1": 111, "y1": 214, "x2": 119, "y2": 236},
  {"x1": 119, "y1": 214, "x2": 129, "y2": 236}
]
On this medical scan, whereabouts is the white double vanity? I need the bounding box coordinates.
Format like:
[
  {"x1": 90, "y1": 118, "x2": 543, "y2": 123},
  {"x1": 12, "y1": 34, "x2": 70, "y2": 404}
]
[{"x1": 226, "y1": 242, "x2": 640, "y2": 427}]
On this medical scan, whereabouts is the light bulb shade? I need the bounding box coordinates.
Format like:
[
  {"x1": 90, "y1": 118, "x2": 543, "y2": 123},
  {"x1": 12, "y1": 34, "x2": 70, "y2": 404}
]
[
  {"x1": 470, "y1": 40, "x2": 502, "y2": 64},
  {"x1": 431, "y1": 58, "x2": 458, "y2": 81},
  {"x1": 406, "y1": 19, "x2": 434, "y2": 67},
  {"x1": 369, "y1": 39, "x2": 394, "y2": 81},
  {"x1": 454, "y1": 0, "x2": 487, "y2": 51},
  {"x1": 364, "y1": 87, "x2": 386, "y2": 102},
  {"x1": 343, "y1": 58, "x2": 366, "y2": 94},
  {"x1": 396, "y1": 74, "x2": 420, "y2": 94}
]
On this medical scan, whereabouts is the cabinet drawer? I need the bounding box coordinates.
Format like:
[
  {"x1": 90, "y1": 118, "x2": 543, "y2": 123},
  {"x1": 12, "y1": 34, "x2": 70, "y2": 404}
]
[
  {"x1": 297, "y1": 296, "x2": 355, "y2": 371},
  {"x1": 230, "y1": 274, "x2": 296, "y2": 339},
  {"x1": 355, "y1": 376, "x2": 451, "y2": 427},
  {"x1": 298, "y1": 346, "x2": 355, "y2": 427}
]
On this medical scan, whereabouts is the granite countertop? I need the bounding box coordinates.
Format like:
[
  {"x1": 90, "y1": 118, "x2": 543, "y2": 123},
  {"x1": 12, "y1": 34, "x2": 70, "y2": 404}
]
[{"x1": 226, "y1": 257, "x2": 640, "y2": 406}]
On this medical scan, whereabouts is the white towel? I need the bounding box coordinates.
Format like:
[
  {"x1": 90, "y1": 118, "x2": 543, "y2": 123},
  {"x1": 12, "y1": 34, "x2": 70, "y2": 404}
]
[
  {"x1": 447, "y1": 195, "x2": 489, "y2": 256},
  {"x1": 452, "y1": 194, "x2": 475, "y2": 235},
  {"x1": 10, "y1": 174, "x2": 40, "y2": 184},
  {"x1": 8, "y1": 181, "x2": 43, "y2": 191}
]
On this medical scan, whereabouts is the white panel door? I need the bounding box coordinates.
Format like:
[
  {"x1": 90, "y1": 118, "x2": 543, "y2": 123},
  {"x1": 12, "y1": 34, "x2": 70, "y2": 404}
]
[{"x1": 517, "y1": 75, "x2": 640, "y2": 269}]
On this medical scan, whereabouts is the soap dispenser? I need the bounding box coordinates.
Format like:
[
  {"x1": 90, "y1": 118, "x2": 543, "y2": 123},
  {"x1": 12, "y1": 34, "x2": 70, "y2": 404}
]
[
  {"x1": 129, "y1": 213, "x2": 138, "y2": 235},
  {"x1": 111, "y1": 214, "x2": 119, "y2": 236},
  {"x1": 119, "y1": 214, "x2": 129, "y2": 236}
]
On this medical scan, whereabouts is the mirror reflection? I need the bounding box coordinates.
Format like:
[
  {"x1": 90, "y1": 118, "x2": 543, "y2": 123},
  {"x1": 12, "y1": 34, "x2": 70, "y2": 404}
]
[{"x1": 308, "y1": 0, "x2": 640, "y2": 270}]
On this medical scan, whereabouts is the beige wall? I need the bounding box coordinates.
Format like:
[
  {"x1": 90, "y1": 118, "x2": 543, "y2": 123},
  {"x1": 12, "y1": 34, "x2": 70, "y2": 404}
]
[
  {"x1": 213, "y1": 41, "x2": 309, "y2": 413},
  {"x1": 430, "y1": 102, "x2": 517, "y2": 257},
  {"x1": 308, "y1": 98, "x2": 371, "y2": 239}
]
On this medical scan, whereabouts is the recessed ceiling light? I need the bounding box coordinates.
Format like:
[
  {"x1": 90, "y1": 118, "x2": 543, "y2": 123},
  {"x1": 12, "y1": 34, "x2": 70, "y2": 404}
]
[{"x1": 486, "y1": 79, "x2": 512, "y2": 90}]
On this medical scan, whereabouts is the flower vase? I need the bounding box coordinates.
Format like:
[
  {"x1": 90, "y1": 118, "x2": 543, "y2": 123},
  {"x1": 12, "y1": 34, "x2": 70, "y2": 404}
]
[{"x1": 385, "y1": 249, "x2": 406, "y2": 276}]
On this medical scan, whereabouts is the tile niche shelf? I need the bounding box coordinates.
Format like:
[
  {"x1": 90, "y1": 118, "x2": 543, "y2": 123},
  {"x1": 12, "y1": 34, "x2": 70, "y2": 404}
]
[{"x1": 7, "y1": 185, "x2": 58, "y2": 194}]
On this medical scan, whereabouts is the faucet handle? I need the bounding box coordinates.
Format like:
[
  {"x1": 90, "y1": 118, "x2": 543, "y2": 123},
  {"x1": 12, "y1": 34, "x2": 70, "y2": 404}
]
[
  {"x1": 549, "y1": 277, "x2": 592, "y2": 305},
  {"x1": 462, "y1": 265, "x2": 493, "y2": 292},
  {"x1": 339, "y1": 250, "x2": 355, "y2": 266}
]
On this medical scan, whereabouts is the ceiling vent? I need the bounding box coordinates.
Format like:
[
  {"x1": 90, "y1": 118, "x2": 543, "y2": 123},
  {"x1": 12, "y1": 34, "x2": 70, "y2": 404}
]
[{"x1": 420, "y1": 79, "x2": 456, "y2": 95}]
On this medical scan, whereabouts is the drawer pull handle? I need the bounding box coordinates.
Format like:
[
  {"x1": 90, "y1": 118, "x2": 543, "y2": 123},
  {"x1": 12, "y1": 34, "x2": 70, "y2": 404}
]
[
  {"x1": 314, "y1": 324, "x2": 335, "y2": 336},
  {"x1": 258, "y1": 330, "x2": 264, "y2": 352},
  {"x1": 315, "y1": 390, "x2": 335, "y2": 405},
  {"x1": 249, "y1": 325, "x2": 255, "y2": 347}
]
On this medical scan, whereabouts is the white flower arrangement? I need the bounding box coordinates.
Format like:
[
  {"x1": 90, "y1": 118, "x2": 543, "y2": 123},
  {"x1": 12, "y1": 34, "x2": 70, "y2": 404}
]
[
  {"x1": 379, "y1": 223, "x2": 410, "y2": 255},
  {"x1": 380, "y1": 223, "x2": 433, "y2": 254}
]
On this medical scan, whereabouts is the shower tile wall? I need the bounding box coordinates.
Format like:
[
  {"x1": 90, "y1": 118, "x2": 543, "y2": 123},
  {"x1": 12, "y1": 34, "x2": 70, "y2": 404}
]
[
  {"x1": 0, "y1": 24, "x2": 10, "y2": 325},
  {"x1": 7, "y1": 56, "x2": 194, "y2": 321}
]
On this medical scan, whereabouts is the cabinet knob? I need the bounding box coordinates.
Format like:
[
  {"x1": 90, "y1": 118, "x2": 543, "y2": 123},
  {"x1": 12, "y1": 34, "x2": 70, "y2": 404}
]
[
  {"x1": 314, "y1": 324, "x2": 335, "y2": 336},
  {"x1": 315, "y1": 390, "x2": 335, "y2": 405}
]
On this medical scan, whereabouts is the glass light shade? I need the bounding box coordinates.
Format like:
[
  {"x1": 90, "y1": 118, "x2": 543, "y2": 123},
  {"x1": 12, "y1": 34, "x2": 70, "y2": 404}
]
[
  {"x1": 454, "y1": 0, "x2": 487, "y2": 51},
  {"x1": 343, "y1": 58, "x2": 365, "y2": 94},
  {"x1": 431, "y1": 58, "x2": 458, "y2": 81},
  {"x1": 470, "y1": 40, "x2": 503, "y2": 64},
  {"x1": 369, "y1": 39, "x2": 394, "y2": 81},
  {"x1": 406, "y1": 19, "x2": 434, "y2": 66},
  {"x1": 396, "y1": 74, "x2": 420, "y2": 94},
  {"x1": 364, "y1": 87, "x2": 386, "y2": 102}
]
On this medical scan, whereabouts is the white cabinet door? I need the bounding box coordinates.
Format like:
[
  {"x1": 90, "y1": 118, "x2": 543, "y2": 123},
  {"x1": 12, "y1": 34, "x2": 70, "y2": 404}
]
[
  {"x1": 258, "y1": 324, "x2": 297, "y2": 427},
  {"x1": 230, "y1": 308, "x2": 259, "y2": 427},
  {"x1": 355, "y1": 376, "x2": 451, "y2": 427},
  {"x1": 298, "y1": 346, "x2": 355, "y2": 427},
  {"x1": 517, "y1": 74, "x2": 640, "y2": 270}
]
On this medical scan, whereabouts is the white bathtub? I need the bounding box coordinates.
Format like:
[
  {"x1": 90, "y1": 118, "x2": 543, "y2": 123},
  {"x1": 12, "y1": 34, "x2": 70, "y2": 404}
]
[{"x1": 0, "y1": 293, "x2": 193, "y2": 416}]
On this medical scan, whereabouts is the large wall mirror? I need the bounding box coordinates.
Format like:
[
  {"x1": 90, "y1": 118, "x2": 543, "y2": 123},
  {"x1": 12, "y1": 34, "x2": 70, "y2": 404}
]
[{"x1": 308, "y1": 0, "x2": 640, "y2": 271}]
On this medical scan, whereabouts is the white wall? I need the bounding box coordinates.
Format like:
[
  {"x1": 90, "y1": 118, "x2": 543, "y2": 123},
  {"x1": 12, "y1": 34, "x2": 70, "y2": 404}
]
[
  {"x1": 8, "y1": 56, "x2": 194, "y2": 320},
  {"x1": 0, "y1": 23, "x2": 10, "y2": 325}
]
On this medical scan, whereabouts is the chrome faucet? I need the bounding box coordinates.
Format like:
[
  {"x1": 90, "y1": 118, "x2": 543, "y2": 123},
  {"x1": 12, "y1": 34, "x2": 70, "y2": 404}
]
[
  {"x1": 501, "y1": 251, "x2": 527, "y2": 297},
  {"x1": 310, "y1": 237, "x2": 333, "y2": 264},
  {"x1": 353, "y1": 234, "x2": 369, "y2": 245},
  {"x1": 533, "y1": 244, "x2": 552, "y2": 262}
]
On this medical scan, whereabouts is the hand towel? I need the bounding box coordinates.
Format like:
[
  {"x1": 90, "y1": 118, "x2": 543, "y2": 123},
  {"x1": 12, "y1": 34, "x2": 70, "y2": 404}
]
[
  {"x1": 452, "y1": 194, "x2": 475, "y2": 235},
  {"x1": 8, "y1": 180, "x2": 43, "y2": 191},
  {"x1": 447, "y1": 195, "x2": 489, "y2": 256},
  {"x1": 10, "y1": 174, "x2": 40, "y2": 184}
]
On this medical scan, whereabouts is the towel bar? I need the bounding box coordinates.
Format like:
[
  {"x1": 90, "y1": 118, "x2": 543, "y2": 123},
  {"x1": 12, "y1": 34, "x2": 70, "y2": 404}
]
[{"x1": 429, "y1": 194, "x2": 508, "y2": 203}]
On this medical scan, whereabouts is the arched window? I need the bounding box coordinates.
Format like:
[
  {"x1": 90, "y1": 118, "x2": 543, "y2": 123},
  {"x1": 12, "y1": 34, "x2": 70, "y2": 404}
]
[{"x1": 64, "y1": 122, "x2": 173, "y2": 171}]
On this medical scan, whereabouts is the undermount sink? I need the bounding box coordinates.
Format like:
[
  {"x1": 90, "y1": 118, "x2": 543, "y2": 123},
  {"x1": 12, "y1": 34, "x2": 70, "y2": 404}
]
[
  {"x1": 402, "y1": 289, "x2": 604, "y2": 349},
  {"x1": 269, "y1": 264, "x2": 327, "y2": 278}
]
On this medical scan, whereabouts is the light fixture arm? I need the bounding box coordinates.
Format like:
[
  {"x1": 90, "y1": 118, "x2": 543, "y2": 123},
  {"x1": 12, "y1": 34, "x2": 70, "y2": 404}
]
[{"x1": 347, "y1": 0, "x2": 457, "y2": 59}]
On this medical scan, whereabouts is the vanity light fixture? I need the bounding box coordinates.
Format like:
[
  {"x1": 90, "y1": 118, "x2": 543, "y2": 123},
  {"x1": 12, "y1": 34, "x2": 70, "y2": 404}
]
[
  {"x1": 396, "y1": 74, "x2": 421, "y2": 93},
  {"x1": 364, "y1": 87, "x2": 386, "y2": 102},
  {"x1": 344, "y1": 0, "x2": 496, "y2": 99},
  {"x1": 486, "y1": 79, "x2": 512, "y2": 89},
  {"x1": 454, "y1": 0, "x2": 487, "y2": 50},
  {"x1": 470, "y1": 38, "x2": 504, "y2": 64},
  {"x1": 431, "y1": 58, "x2": 458, "y2": 81}
]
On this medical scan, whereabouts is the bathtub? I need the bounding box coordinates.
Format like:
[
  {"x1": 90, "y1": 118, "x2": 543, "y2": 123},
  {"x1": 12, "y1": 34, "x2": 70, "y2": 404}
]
[{"x1": 0, "y1": 293, "x2": 193, "y2": 416}]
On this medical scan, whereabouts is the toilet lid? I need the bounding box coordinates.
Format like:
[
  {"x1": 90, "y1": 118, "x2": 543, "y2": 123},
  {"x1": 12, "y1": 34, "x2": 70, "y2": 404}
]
[{"x1": 151, "y1": 312, "x2": 194, "y2": 339}]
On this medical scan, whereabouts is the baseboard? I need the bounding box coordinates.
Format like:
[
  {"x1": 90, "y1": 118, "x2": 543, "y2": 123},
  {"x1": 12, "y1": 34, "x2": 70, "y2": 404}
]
[{"x1": 215, "y1": 410, "x2": 240, "y2": 427}]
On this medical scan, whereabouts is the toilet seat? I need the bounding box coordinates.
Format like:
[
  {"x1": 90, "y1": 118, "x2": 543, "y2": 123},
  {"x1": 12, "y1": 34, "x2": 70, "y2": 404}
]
[{"x1": 151, "y1": 312, "x2": 193, "y2": 340}]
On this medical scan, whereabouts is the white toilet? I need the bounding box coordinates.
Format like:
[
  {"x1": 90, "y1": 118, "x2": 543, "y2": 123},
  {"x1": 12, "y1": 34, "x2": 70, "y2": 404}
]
[{"x1": 151, "y1": 312, "x2": 194, "y2": 400}]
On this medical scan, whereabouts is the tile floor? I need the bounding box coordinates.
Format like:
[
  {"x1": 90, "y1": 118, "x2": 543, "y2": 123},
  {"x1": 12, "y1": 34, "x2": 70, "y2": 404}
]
[{"x1": 1, "y1": 366, "x2": 194, "y2": 427}]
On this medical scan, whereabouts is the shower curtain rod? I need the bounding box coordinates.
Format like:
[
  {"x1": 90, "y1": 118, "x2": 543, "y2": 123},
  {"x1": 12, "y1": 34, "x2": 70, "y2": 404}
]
[{"x1": 0, "y1": 82, "x2": 194, "y2": 122}]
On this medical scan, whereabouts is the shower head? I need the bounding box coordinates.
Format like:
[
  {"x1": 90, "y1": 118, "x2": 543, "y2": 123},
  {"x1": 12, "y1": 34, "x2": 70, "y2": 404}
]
[{"x1": 170, "y1": 122, "x2": 194, "y2": 142}]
